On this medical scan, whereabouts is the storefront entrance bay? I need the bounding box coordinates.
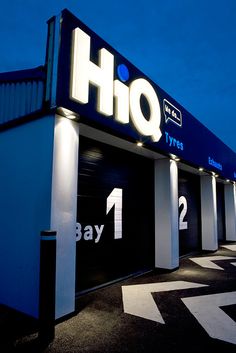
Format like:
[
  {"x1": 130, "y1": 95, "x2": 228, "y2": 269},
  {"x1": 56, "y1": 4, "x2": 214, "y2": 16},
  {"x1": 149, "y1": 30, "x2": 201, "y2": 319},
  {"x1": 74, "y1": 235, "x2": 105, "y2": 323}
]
[{"x1": 75, "y1": 136, "x2": 154, "y2": 293}]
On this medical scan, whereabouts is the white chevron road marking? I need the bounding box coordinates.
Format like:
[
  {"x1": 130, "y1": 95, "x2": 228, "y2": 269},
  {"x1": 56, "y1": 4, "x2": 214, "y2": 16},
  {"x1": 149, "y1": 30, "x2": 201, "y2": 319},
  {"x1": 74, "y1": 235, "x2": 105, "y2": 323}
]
[
  {"x1": 182, "y1": 291, "x2": 236, "y2": 345},
  {"x1": 122, "y1": 281, "x2": 207, "y2": 323},
  {"x1": 222, "y1": 244, "x2": 236, "y2": 251},
  {"x1": 189, "y1": 256, "x2": 235, "y2": 270}
]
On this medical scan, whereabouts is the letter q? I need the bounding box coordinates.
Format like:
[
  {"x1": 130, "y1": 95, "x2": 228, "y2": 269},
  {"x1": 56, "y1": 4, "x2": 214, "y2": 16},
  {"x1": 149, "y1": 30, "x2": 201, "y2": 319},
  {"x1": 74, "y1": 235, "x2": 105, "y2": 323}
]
[{"x1": 129, "y1": 78, "x2": 162, "y2": 142}]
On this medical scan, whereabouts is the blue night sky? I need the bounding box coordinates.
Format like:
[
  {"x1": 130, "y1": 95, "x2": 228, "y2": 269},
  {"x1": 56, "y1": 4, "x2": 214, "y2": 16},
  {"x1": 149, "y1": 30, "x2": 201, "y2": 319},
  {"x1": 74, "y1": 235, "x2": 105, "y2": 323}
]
[{"x1": 1, "y1": 0, "x2": 235, "y2": 151}]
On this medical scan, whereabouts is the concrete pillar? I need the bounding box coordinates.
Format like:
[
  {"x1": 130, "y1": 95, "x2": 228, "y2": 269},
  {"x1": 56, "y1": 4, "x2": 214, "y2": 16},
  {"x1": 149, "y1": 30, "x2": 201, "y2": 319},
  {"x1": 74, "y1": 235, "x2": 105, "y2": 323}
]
[
  {"x1": 154, "y1": 159, "x2": 179, "y2": 269},
  {"x1": 224, "y1": 183, "x2": 236, "y2": 241},
  {"x1": 50, "y1": 115, "x2": 79, "y2": 319},
  {"x1": 200, "y1": 175, "x2": 218, "y2": 251}
]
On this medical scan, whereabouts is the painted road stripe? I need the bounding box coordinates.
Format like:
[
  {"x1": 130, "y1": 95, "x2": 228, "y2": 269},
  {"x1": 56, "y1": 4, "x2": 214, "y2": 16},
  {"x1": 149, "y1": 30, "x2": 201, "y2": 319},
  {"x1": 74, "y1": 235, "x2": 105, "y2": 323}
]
[
  {"x1": 182, "y1": 291, "x2": 236, "y2": 345},
  {"x1": 222, "y1": 245, "x2": 236, "y2": 251},
  {"x1": 122, "y1": 281, "x2": 207, "y2": 323},
  {"x1": 189, "y1": 256, "x2": 235, "y2": 270}
]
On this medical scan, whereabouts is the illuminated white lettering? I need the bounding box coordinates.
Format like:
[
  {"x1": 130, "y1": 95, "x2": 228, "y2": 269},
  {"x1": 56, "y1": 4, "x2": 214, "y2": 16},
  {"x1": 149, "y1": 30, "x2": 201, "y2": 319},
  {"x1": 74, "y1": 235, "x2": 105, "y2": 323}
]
[
  {"x1": 129, "y1": 79, "x2": 161, "y2": 142},
  {"x1": 165, "y1": 104, "x2": 171, "y2": 114},
  {"x1": 70, "y1": 27, "x2": 163, "y2": 143},
  {"x1": 114, "y1": 79, "x2": 129, "y2": 123},
  {"x1": 163, "y1": 99, "x2": 182, "y2": 127},
  {"x1": 70, "y1": 27, "x2": 114, "y2": 116}
]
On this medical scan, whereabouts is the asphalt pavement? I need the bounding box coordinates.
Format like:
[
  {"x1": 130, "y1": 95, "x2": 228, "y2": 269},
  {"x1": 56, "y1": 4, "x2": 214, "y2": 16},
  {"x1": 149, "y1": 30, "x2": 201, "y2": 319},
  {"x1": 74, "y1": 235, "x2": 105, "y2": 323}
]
[{"x1": 1, "y1": 244, "x2": 236, "y2": 352}]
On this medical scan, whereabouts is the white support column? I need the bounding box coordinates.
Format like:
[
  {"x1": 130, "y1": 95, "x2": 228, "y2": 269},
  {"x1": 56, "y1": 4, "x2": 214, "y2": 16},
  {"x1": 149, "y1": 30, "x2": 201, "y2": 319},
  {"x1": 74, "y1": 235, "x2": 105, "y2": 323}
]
[
  {"x1": 224, "y1": 183, "x2": 236, "y2": 241},
  {"x1": 154, "y1": 159, "x2": 179, "y2": 270},
  {"x1": 200, "y1": 175, "x2": 218, "y2": 251},
  {"x1": 50, "y1": 115, "x2": 79, "y2": 319}
]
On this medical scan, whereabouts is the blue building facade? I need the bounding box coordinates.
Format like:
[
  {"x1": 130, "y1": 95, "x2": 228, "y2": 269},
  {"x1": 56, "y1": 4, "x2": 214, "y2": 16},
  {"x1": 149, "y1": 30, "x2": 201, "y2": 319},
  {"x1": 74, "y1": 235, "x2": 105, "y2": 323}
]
[{"x1": 0, "y1": 9, "x2": 236, "y2": 320}]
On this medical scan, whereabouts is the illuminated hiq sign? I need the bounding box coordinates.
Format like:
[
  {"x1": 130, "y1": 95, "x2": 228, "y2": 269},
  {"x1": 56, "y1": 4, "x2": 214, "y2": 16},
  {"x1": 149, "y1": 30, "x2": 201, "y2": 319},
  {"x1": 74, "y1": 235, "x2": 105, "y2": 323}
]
[{"x1": 70, "y1": 27, "x2": 162, "y2": 142}]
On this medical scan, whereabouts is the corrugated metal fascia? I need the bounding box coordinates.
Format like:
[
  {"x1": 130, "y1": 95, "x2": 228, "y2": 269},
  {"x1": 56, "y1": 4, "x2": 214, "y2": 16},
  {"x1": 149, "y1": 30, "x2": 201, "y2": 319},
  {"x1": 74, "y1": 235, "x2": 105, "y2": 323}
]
[{"x1": 0, "y1": 67, "x2": 46, "y2": 125}]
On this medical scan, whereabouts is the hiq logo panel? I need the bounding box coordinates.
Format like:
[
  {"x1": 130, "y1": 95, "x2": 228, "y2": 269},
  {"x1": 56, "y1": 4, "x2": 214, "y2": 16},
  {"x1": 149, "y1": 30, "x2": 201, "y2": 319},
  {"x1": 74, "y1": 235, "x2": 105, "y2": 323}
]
[
  {"x1": 70, "y1": 27, "x2": 162, "y2": 142},
  {"x1": 54, "y1": 9, "x2": 236, "y2": 182}
]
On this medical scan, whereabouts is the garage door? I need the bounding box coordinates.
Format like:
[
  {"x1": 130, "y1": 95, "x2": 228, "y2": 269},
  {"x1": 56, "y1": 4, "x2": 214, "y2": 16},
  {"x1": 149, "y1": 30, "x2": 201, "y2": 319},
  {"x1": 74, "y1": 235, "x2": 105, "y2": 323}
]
[
  {"x1": 178, "y1": 170, "x2": 201, "y2": 256},
  {"x1": 217, "y1": 182, "x2": 226, "y2": 242},
  {"x1": 76, "y1": 136, "x2": 154, "y2": 293}
]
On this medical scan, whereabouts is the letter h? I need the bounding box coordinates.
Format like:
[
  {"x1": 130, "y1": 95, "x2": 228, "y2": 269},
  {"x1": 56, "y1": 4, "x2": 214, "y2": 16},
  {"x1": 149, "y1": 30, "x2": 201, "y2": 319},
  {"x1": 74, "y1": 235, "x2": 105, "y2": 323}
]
[{"x1": 70, "y1": 27, "x2": 114, "y2": 116}]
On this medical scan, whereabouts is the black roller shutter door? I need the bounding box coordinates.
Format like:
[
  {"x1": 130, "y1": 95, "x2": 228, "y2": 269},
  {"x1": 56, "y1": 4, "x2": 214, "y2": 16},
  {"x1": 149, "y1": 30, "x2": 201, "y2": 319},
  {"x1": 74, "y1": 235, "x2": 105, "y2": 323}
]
[
  {"x1": 217, "y1": 182, "x2": 226, "y2": 242},
  {"x1": 76, "y1": 136, "x2": 154, "y2": 293},
  {"x1": 178, "y1": 170, "x2": 201, "y2": 256}
]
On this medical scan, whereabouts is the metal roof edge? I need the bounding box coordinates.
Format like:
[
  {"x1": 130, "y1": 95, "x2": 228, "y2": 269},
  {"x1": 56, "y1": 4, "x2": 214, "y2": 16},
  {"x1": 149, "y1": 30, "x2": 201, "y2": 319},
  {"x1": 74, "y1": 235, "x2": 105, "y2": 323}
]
[
  {"x1": 0, "y1": 66, "x2": 46, "y2": 83},
  {"x1": 0, "y1": 106, "x2": 55, "y2": 132}
]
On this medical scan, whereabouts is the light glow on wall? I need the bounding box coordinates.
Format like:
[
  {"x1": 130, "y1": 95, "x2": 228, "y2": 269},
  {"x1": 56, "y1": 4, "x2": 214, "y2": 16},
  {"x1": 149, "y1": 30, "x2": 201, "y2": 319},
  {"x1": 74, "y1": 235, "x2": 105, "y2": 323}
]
[
  {"x1": 137, "y1": 141, "x2": 143, "y2": 147},
  {"x1": 51, "y1": 115, "x2": 79, "y2": 318},
  {"x1": 170, "y1": 154, "x2": 180, "y2": 162}
]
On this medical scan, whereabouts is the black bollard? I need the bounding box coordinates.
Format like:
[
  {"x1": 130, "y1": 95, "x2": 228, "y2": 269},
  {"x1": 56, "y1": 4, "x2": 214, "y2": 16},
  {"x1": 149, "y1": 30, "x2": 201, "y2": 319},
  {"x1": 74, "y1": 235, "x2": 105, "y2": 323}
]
[{"x1": 38, "y1": 230, "x2": 57, "y2": 345}]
